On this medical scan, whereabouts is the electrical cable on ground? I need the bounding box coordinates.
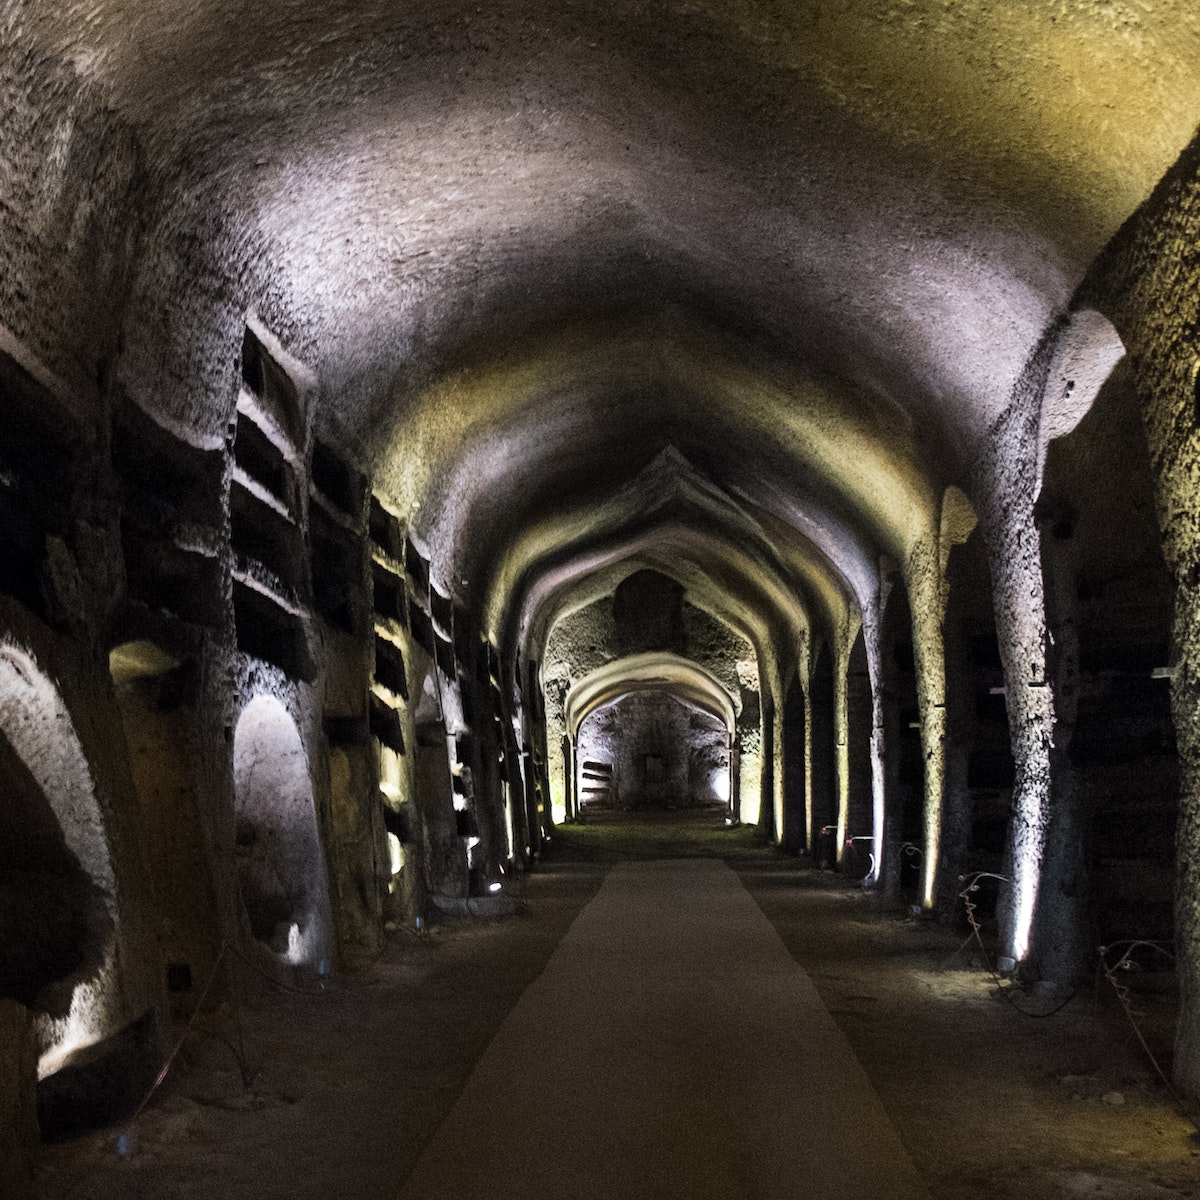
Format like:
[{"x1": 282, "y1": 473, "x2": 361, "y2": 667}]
[
  {"x1": 1097, "y1": 939, "x2": 1200, "y2": 1135},
  {"x1": 58, "y1": 941, "x2": 233, "y2": 1199},
  {"x1": 957, "y1": 872, "x2": 1081, "y2": 1018},
  {"x1": 955, "y1": 880, "x2": 1199, "y2": 1132}
]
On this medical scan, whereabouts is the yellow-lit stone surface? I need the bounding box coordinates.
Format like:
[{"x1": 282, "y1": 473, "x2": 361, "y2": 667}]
[{"x1": 3, "y1": 0, "x2": 1200, "y2": 1181}]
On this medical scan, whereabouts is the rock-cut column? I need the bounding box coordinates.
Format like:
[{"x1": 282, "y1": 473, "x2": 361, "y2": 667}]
[
  {"x1": 906, "y1": 490, "x2": 975, "y2": 912},
  {"x1": 1077, "y1": 140, "x2": 1200, "y2": 1089},
  {"x1": 972, "y1": 393, "x2": 1054, "y2": 967},
  {"x1": 832, "y1": 617, "x2": 859, "y2": 867},
  {"x1": 905, "y1": 547, "x2": 947, "y2": 912},
  {"x1": 860, "y1": 569, "x2": 894, "y2": 888}
]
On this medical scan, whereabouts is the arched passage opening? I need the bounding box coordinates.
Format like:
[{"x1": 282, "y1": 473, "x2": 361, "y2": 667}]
[
  {"x1": 0, "y1": 646, "x2": 117, "y2": 1071},
  {"x1": 781, "y1": 672, "x2": 807, "y2": 854},
  {"x1": 1029, "y1": 352, "x2": 1177, "y2": 981},
  {"x1": 0, "y1": 720, "x2": 105, "y2": 1014},
  {"x1": 577, "y1": 692, "x2": 730, "y2": 812},
  {"x1": 232, "y1": 696, "x2": 331, "y2": 967},
  {"x1": 565, "y1": 654, "x2": 737, "y2": 816},
  {"x1": 842, "y1": 628, "x2": 875, "y2": 881},
  {"x1": 0, "y1": 642, "x2": 162, "y2": 1145},
  {"x1": 881, "y1": 585, "x2": 925, "y2": 897}
]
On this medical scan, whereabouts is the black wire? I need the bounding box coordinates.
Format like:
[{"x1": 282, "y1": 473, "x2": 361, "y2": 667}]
[
  {"x1": 957, "y1": 874, "x2": 1083, "y2": 1019},
  {"x1": 1096, "y1": 939, "x2": 1200, "y2": 1132}
]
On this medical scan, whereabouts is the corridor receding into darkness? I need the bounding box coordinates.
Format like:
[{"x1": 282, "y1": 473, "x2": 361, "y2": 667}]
[{"x1": 4, "y1": 2, "x2": 1200, "y2": 1197}]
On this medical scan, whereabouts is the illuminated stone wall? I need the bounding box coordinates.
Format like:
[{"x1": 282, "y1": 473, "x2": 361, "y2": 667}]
[
  {"x1": 542, "y1": 573, "x2": 755, "y2": 821},
  {"x1": 577, "y1": 692, "x2": 729, "y2": 810},
  {"x1": 1082, "y1": 132, "x2": 1200, "y2": 1093},
  {"x1": 1, "y1": 5, "x2": 1200, "y2": 1178}
]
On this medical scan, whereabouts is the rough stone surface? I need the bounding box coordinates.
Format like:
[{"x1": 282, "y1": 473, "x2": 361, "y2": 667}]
[
  {"x1": 1081, "y1": 136, "x2": 1200, "y2": 1095},
  {"x1": 2, "y1": 0, "x2": 1200, "y2": 1171}
]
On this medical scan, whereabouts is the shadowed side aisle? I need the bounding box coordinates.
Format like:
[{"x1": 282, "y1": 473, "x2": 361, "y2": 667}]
[{"x1": 397, "y1": 857, "x2": 930, "y2": 1200}]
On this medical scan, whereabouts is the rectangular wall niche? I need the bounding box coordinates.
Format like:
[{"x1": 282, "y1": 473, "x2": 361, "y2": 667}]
[
  {"x1": 311, "y1": 441, "x2": 366, "y2": 518},
  {"x1": 405, "y1": 537, "x2": 430, "y2": 602},
  {"x1": 121, "y1": 536, "x2": 224, "y2": 629},
  {"x1": 234, "y1": 411, "x2": 292, "y2": 509},
  {"x1": 369, "y1": 692, "x2": 405, "y2": 754},
  {"x1": 310, "y1": 505, "x2": 361, "y2": 633},
  {"x1": 580, "y1": 760, "x2": 614, "y2": 805},
  {"x1": 410, "y1": 604, "x2": 435, "y2": 657},
  {"x1": 114, "y1": 401, "x2": 224, "y2": 528},
  {"x1": 240, "y1": 324, "x2": 305, "y2": 450},
  {"x1": 373, "y1": 633, "x2": 408, "y2": 701},
  {"x1": 432, "y1": 587, "x2": 455, "y2": 678},
  {"x1": 369, "y1": 496, "x2": 403, "y2": 561},
  {"x1": 232, "y1": 580, "x2": 313, "y2": 680},
  {"x1": 0, "y1": 350, "x2": 76, "y2": 619},
  {"x1": 371, "y1": 561, "x2": 406, "y2": 627},
  {"x1": 229, "y1": 481, "x2": 304, "y2": 595}
]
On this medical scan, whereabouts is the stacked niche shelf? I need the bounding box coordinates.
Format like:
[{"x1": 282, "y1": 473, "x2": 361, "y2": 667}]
[
  {"x1": 369, "y1": 498, "x2": 406, "y2": 633},
  {"x1": 308, "y1": 441, "x2": 366, "y2": 635},
  {"x1": 113, "y1": 400, "x2": 225, "y2": 642},
  {"x1": 431, "y1": 585, "x2": 456, "y2": 679},
  {"x1": 406, "y1": 536, "x2": 435, "y2": 658},
  {"x1": 368, "y1": 494, "x2": 410, "y2": 858},
  {"x1": 232, "y1": 324, "x2": 310, "y2": 678},
  {"x1": 488, "y1": 642, "x2": 506, "y2": 746},
  {"x1": 0, "y1": 349, "x2": 79, "y2": 623}
]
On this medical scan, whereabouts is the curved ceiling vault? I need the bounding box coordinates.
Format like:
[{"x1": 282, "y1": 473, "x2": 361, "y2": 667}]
[
  {"x1": 387, "y1": 315, "x2": 931, "y2": 632},
  {"x1": 565, "y1": 653, "x2": 738, "y2": 743},
  {"x1": 11, "y1": 0, "x2": 1200, "y2": 669},
  {"x1": 489, "y1": 447, "x2": 861, "y2": 686}
]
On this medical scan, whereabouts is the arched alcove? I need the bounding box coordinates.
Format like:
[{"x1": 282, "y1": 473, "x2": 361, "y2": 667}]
[
  {"x1": 843, "y1": 628, "x2": 875, "y2": 880},
  {"x1": 232, "y1": 696, "x2": 329, "y2": 966},
  {"x1": 564, "y1": 652, "x2": 738, "y2": 743},
  {"x1": 577, "y1": 691, "x2": 729, "y2": 811},
  {"x1": 0, "y1": 733, "x2": 100, "y2": 1008},
  {"x1": 780, "y1": 674, "x2": 807, "y2": 853},
  {"x1": 880, "y1": 584, "x2": 925, "y2": 896},
  {"x1": 565, "y1": 652, "x2": 738, "y2": 814},
  {"x1": 809, "y1": 645, "x2": 837, "y2": 868},
  {"x1": 0, "y1": 644, "x2": 118, "y2": 1076}
]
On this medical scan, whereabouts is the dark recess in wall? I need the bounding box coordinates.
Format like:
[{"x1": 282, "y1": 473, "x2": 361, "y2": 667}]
[{"x1": 232, "y1": 580, "x2": 313, "y2": 679}]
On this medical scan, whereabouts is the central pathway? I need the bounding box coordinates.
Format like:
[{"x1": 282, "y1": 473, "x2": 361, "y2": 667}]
[{"x1": 398, "y1": 858, "x2": 930, "y2": 1199}]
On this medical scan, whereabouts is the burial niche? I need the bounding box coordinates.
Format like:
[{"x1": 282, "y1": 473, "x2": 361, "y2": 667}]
[
  {"x1": 0, "y1": 647, "x2": 113, "y2": 1017},
  {"x1": 577, "y1": 690, "x2": 729, "y2": 810},
  {"x1": 232, "y1": 696, "x2": 327, "y2": 964}
]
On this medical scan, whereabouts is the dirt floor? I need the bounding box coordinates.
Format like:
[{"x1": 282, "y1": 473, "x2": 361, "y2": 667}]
[{"x1": 35, "y1": 810, "x2": 1200, "y2": 1199}]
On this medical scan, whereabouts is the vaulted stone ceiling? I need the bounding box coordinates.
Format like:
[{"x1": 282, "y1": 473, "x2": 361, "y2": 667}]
[
  {"x1": 6, "y1": 2, "x2": 1200, "y2": 1146},
  {"x1": 11, "y1": 0, "x2": 1200, "y2": 661}
]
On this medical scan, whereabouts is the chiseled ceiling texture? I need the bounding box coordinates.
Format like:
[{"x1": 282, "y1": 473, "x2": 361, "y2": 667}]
[{"x1": 13, "y1": 0, "x2": 1200, "y2": 657}]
